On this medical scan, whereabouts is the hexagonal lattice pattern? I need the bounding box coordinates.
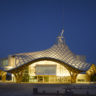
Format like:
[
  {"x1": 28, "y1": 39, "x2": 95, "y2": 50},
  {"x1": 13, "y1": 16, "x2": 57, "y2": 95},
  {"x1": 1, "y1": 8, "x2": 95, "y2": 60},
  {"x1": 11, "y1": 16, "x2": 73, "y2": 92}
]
[{"x1": 12, "y1": 38, "x2": 91, "y2": 71}]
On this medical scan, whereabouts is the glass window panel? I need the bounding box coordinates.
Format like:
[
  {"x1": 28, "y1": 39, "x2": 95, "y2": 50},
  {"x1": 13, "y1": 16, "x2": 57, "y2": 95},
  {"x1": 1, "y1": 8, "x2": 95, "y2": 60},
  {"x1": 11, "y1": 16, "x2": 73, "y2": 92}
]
[{"x1": 36, "y1": 65, "x2": 56, "y2": 75}]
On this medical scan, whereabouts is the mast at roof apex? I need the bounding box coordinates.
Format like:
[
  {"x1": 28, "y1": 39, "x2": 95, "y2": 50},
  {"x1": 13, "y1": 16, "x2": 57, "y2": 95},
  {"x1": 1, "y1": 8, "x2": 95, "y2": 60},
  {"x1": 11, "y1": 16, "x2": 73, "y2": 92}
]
[
  {"x1": 57, "y1": 29, "x2": 65, "y2": 44},
  {"x1": 60, "y1": 29, "x2": 64, "y2": 37}
]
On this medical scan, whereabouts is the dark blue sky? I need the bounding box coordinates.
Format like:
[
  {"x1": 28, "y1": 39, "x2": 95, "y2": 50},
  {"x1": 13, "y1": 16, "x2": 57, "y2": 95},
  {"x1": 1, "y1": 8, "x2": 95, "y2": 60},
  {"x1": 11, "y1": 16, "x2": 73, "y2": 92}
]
[{"x1": 0, "y1": 0, "x2": 96, "y2": 64}]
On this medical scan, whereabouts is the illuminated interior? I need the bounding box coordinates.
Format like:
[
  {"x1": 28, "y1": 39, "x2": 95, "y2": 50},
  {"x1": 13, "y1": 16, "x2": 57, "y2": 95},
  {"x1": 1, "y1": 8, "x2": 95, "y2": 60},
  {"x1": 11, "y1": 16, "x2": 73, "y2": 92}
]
[{"x1": 19, "y1": 60, "x2": 71, "y2": 83}]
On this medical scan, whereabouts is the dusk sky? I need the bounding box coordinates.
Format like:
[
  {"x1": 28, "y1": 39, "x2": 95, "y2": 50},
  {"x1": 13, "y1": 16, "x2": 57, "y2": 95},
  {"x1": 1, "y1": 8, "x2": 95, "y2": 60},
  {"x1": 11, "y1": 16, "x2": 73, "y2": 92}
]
[{"x1": 0, "y1": 0, "x2": 96, "y2": 64}]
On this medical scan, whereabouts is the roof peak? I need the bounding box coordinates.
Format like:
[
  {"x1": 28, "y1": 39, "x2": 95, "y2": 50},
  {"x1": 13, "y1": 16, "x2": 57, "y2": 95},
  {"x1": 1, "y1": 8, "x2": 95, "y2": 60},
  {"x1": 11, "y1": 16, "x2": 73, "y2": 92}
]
[
  {"x1": 57, "y1": 29, "x2": 65, "y2": 44},
  {"x1": 60, "y1": 29, "x2": 64, "y2": 37}
]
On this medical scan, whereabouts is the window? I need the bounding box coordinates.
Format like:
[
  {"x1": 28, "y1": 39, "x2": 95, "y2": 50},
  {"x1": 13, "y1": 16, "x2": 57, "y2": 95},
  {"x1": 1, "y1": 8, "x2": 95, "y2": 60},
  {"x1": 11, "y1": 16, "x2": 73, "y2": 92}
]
[{"x1": 36, "y1": 65, "x2": 56, "y2": 75}]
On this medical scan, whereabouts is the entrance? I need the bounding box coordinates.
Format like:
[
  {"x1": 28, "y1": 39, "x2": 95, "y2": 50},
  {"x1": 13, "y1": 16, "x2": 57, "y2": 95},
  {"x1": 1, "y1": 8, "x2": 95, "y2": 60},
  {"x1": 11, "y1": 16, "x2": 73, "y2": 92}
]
[{"x1": 29, "y1": 75, "x2": 71, "y2": 83}]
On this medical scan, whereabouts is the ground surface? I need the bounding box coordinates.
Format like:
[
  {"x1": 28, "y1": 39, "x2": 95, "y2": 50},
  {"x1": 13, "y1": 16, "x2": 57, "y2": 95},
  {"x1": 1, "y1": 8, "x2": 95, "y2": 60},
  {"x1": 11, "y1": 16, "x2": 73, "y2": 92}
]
[{"x1": 0, "y1": 83, "x2": 96, "y2": 96}]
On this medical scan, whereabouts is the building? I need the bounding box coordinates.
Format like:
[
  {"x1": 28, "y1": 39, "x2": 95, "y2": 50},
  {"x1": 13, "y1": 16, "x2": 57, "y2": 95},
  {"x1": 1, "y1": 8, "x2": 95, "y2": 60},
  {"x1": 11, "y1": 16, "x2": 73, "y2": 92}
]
[{"x1": 0, "y1": 29, "x2": 95, "y2": 83}]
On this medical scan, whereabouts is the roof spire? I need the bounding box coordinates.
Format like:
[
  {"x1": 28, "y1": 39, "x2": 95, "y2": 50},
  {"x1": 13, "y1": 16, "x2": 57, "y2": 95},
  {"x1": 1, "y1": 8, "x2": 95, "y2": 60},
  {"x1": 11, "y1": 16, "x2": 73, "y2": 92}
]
[
  {"x1": 61, "y1": 29, "x2": 64, "y2": 37},
  {"x1": 57, "y1": 29, "x2": 64, "y2": 44}
]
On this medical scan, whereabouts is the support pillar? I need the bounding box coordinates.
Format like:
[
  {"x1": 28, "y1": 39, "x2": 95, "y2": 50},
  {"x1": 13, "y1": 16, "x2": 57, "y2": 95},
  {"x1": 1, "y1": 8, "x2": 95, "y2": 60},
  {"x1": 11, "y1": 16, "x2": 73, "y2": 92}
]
[
  {"x1": 13, "y1": 70, "x2": 23, "y2": 83},
  {"x1": 69, "y1": 70, "x2": 79, "y2": 83},
  {"x1": 1, "y1": 72, "x2": 7, "y2": 82},
  {"x1": 71, "y1": 72, "x2": 78, "y2": 83}
]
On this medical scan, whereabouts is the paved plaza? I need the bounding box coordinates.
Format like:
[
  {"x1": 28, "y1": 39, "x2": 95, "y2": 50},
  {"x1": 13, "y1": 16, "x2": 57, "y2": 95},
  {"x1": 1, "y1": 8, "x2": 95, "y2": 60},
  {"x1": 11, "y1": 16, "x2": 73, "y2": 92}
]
[{"x1": 0, "y1": 83, "x2": 96, "y2": 96}]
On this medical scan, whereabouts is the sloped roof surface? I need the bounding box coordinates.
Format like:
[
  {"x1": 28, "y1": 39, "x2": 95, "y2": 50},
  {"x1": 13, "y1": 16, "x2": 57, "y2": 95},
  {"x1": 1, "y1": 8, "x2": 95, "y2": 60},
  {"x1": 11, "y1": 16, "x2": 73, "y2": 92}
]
[{"x1": 12, "y1": 30, "x2": 91, "y2": 71}]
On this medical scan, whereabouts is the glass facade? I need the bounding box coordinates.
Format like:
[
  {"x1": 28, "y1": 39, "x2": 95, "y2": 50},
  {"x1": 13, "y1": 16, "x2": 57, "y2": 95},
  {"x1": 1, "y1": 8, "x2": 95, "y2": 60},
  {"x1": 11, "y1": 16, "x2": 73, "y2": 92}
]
[
  {"x1": 36, "y1": 65, "x2": 56, "y2": 75},
  {"x1": 0, "y1": 58, "x2": 8, "y2": 68},
  {"x1": 21, "y1": 60, "x2": 71, "y2": 83}
]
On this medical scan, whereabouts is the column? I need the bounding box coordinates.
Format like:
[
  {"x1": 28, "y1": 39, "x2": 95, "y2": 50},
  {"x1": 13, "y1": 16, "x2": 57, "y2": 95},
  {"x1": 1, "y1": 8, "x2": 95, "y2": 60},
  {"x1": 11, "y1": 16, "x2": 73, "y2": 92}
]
[
  {"x1": 1, "y1": 72, "x2": 7, "y2": 82},
  {"x1": 13, "y1": 70, "x2": 24, "y2": 83}
]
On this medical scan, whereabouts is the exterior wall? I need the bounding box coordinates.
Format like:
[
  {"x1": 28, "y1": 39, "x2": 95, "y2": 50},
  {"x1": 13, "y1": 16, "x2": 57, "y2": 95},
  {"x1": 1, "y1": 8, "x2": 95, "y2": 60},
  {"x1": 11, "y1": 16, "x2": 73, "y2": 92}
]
[
  {"x1": 8, "y1": 55, "x2": 15, "y2": 68},
  {"x1": 2, "y1": 56, "x2": 16, "y2": 70},
  {"x1": 0, "y1": 58, "x2": 8, "y2": 67},
  {"x1": 0, "y1": 58, "x2": 8, "y2": 70},
  {"x1": 0, "y1": 56, "x2": 16, "y2": 70},
  {"x1": 20, "y1": 60, "x2": 71, "y2": 83},
  {"x1": 76, "y1": 74, "x2": 90, "y2": 83}
]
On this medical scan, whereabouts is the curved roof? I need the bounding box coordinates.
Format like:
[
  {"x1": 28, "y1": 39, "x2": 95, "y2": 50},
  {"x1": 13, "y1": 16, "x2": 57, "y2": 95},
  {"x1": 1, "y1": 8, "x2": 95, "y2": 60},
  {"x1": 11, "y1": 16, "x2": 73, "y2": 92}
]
[{"x1": 10, "y1": 30, "x2": 91, "y2": 71}]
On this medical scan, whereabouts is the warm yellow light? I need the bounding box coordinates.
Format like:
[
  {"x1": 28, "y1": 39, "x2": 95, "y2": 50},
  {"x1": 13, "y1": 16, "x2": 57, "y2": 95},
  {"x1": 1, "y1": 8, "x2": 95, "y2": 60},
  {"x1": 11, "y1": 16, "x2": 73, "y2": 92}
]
[{"x1": 29, "y1": 60, "x2": 70, "y2": 76}]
